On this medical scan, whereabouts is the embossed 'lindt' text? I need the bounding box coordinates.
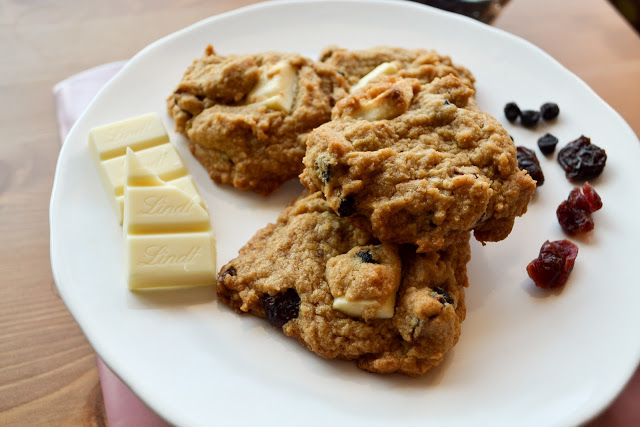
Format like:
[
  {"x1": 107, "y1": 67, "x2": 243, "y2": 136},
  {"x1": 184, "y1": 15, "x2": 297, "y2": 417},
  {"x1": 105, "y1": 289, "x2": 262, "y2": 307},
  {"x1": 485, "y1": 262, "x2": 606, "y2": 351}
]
[
  {"x1": 138, "y1": 245, "x2": 201, "y2": 266},
  {"x1": 105, "y1": 118, "x2": 154, "y2": 143},
  {"x1": 138, "y1": 196, "x2": 196, "y2": 215},
  {"x1": 149, "y1": 149, "x2": 170, "y2": 168}
]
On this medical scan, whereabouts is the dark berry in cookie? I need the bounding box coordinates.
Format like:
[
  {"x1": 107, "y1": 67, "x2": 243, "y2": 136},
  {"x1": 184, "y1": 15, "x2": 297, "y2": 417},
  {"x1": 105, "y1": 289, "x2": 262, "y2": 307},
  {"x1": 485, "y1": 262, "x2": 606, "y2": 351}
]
[
  {"x1": 263, "y1": 289, "x2": 301, "y2": 328},
  {"x1": 337, "y1": 196, "x2": 356, "y2": 217},
  {"x1": 355, "y1": 249, "x2": 379, "y2": 264},
  {"x1": 432, "y1": 287, "x2": 454, "y2": 305},
  {"x1": 504, "y1": 102, "x2": 521, "y2": 122},
  {"x1": 520, "y1": 110, "x2": 540, "y2": 128},
  {"x1": 540, "y1": 102, "x2": 560, "y2": 121},
  {"x1": 557, "y1": 136, "x2": 607, "y2": 181},
  {"x1": 315, "y1": 157, "x2": 332, "y2": 184},
  {"x1": 556, "y1": 182, "x2": 602, "y2": 234},
  {"x1": 537, "y1": 133, "x2": 559, "y2": 155},
  {"x1": 517, "y1": 146, "x2": 544, "y2": 186},
  {"x1": 218, "y1": 266, "x2": 236, "y2": 281},
  {"x1": 527, "y1": 240, "x2": 578, "y2": 289}
]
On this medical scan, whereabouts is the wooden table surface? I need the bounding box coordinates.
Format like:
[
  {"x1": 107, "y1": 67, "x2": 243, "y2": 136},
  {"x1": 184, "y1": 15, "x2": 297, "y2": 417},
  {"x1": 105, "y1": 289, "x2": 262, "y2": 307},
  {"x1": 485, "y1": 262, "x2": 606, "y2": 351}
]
[{"x1": 1, "y1": 0, "x2": 639, "y2": 425}]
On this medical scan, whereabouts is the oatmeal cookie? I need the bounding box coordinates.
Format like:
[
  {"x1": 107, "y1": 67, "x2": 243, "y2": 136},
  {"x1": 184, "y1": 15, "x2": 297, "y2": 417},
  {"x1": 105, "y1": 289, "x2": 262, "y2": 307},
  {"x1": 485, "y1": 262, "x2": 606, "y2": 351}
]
[
  {"x1": 319, "y1": 45, "x2": 475, "y2": 90},
  {"x1": 300, "y1": 75, "x2": 536, "y2": 252},
  {"x1": 167, "y1": 45, "x2": 349, "y2": 195},
  {"x1": 217, "y1": 192, "x2": 470, "y2": 376}
]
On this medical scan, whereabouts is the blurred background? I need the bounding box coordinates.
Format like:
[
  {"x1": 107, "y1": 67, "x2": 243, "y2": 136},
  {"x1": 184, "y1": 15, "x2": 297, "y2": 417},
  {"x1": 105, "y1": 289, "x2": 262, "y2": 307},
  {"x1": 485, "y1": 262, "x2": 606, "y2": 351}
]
[{"x1": 415, "y1": 0, "x2": 640, "y2": 33}]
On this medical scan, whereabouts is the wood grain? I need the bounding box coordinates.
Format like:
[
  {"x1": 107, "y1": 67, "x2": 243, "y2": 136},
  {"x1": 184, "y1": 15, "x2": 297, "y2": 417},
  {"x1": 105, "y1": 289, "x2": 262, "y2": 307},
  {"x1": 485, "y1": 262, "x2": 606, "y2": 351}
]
[{"x1": 0, "y1": 0, "x2": 637, "y2": 425}]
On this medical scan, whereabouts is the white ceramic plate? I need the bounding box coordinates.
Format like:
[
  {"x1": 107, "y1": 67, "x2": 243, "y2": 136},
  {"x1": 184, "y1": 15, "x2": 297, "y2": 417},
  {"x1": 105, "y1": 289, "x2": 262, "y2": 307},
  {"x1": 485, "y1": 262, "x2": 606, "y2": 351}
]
[{"x1": 50, "y1": 1, "x2": 640, "y2": 426}]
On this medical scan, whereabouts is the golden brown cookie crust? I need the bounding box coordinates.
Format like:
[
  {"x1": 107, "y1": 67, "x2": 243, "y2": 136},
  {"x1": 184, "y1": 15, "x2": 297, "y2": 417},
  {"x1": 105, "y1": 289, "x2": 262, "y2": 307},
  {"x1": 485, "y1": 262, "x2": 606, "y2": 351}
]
[
  {"x1": 319, "y1": 45, "x2": 475, "y2": 89},
  {"x1": 167, "y1": 45, "x2": 349, "y2": 195},
  {"x1": 217, "y1": 192, "x2": 470, "y2": 376},
  {"x1": 301, "y1": 75, "x2": 536, "y2": 252}
]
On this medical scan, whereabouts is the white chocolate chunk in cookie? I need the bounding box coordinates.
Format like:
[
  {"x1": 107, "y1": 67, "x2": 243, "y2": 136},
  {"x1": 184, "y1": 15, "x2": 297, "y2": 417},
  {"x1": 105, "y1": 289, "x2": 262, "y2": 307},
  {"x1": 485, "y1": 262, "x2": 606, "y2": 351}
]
[
  {"x1": 343, "y1": 78, "x2": 415, "y2": 121},
  {"x1": 326, "y1": 244, "x2": 401, "y2": 320},
  {"x1": 333, "y1": 293, "x2": 396, "y2": 319},
  {"x1": 350, "y1": 61, "x2": 400, "y2": 93},
  {"x1": 246, "y1": 60, "x2": 298, "y2": 112}
]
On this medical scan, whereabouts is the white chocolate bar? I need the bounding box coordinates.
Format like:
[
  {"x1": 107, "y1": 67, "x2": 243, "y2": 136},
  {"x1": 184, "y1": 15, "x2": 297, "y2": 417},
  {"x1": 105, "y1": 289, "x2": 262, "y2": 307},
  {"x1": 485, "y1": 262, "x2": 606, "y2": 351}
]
[
  {"x1": 123, "y1": 149, "x2": 216, "y2": 290},
  {"x1": 89, "y1": 112, "x2": 169, "y2": 161},
  {"x1": 88, "y1": 113, "x2": 203, "y2": 224}
]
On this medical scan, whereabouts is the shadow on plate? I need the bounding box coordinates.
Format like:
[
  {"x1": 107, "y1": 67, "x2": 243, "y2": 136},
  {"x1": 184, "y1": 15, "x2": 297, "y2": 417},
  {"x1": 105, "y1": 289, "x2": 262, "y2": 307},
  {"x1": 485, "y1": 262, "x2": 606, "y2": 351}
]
[{"x1": 129, "y1": 285, "x2": 216, "y2": 309}]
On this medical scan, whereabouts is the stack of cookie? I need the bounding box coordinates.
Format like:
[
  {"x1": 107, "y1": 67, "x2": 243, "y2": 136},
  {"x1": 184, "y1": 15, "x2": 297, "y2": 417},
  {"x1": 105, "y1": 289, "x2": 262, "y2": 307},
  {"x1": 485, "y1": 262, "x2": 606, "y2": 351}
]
[{"x1": 168, "y1": 46, "x2": 536, "y2": 376}]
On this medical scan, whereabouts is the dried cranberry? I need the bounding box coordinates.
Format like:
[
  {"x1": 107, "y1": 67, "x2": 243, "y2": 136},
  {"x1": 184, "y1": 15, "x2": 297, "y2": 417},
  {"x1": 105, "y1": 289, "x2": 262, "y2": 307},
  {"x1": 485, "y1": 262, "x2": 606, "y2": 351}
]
[
  {"x1": 540, "y1": 102, "x2": 560, "y2": 121},
  {"x1": 557, "y1": 136, "x2": 607, "y2": 181},
  {"x1": 263, "y1": 288, "x2": 301, "y2": 328},
  {"x1": 526, "y1": 240, "x2": 578, "y2": 289},
  {"x1": 557, "y1": 199, "x2": 594, "y2": 234},
  {"x1": 537, "y1": 133, "x2": 559, "y2": 155},
  {"x1": 582, "y1": 181, "x2": 603, "y2": 211},
  {"x1": 504, "y1": 102, "x2": 521, "y2": 122},
  {"x1": 517, "y1": 146, "x2": 544, "y2": 186},
  {"x1": 520, "y1": 110, "x2": 540, "y2": 128},
  {"x1": 557, "y1": 182, "x2": 602, "y2": 234}
]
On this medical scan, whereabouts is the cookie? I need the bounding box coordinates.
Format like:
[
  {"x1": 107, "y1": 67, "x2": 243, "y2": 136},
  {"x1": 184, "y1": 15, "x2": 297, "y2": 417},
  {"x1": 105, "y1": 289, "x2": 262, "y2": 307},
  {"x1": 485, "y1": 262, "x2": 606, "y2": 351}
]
[
  {"x1": 217, "y1": 192, "x2": 470, "y2": 376},
  {"x1": 319, "y1": 45, "x2": 475, "y2": 90},
  {"x1": 300, "y1": 75, "x2": 536, "y2": 252},
  {"x1": 167, "y1": 45, "x2": 349, "y2": 195}
]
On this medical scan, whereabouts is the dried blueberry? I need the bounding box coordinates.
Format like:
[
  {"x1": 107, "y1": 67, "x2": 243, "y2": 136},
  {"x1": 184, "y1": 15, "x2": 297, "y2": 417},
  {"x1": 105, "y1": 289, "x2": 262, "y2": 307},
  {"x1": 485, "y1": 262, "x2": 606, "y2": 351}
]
[
  {"x1": 537, "y1": 133, "x2": 559, "y2": 155},
  {"x1": 315, "y1": 158, "x2": 331, "y2": 184},
  {"x1": 433, "y1": 287, "x2": 454, "y2": 305},
  {"x1": 516, "y1": 146, "x2": 544, "y2": 186},
  {"x1": 540, "y1": 102, "x2": 560, "y2": 121},
  {"x1": 337, "y1": 196, "x2": 356, "y2": 217},
  {"x1": 557, "y1": 135, "x2": 607, "y2": 181},
  {"x1": 355, "y1": 249, "x2": 378, "y2": 264},
  {"x1": 263, "y1": 288, "x2": 301, "y2": 328},
  {"x1": 504, "y1": 102, "x2": 521, "y2": 122},
  {"x1": 520, "y1": 110, "x2": 540, "y2": 128}
]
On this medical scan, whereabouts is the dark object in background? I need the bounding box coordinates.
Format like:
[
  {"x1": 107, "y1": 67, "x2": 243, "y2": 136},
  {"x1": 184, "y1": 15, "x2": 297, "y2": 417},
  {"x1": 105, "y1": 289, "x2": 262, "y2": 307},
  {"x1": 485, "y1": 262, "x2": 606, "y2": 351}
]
[
  {"x1": 411, "y1": 0, "x2": 511, "y2": 23},
  {"x1": 609, "y1": 0, "x2": 640, "y2": 34}
]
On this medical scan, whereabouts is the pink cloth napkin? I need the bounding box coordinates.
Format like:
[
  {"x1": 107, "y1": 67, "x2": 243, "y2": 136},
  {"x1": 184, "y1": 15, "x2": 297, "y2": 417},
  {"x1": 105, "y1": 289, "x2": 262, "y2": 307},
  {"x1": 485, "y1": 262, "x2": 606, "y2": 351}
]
[{"x1": 53, "y1": 63, "x2": 639, "y2": 427}]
